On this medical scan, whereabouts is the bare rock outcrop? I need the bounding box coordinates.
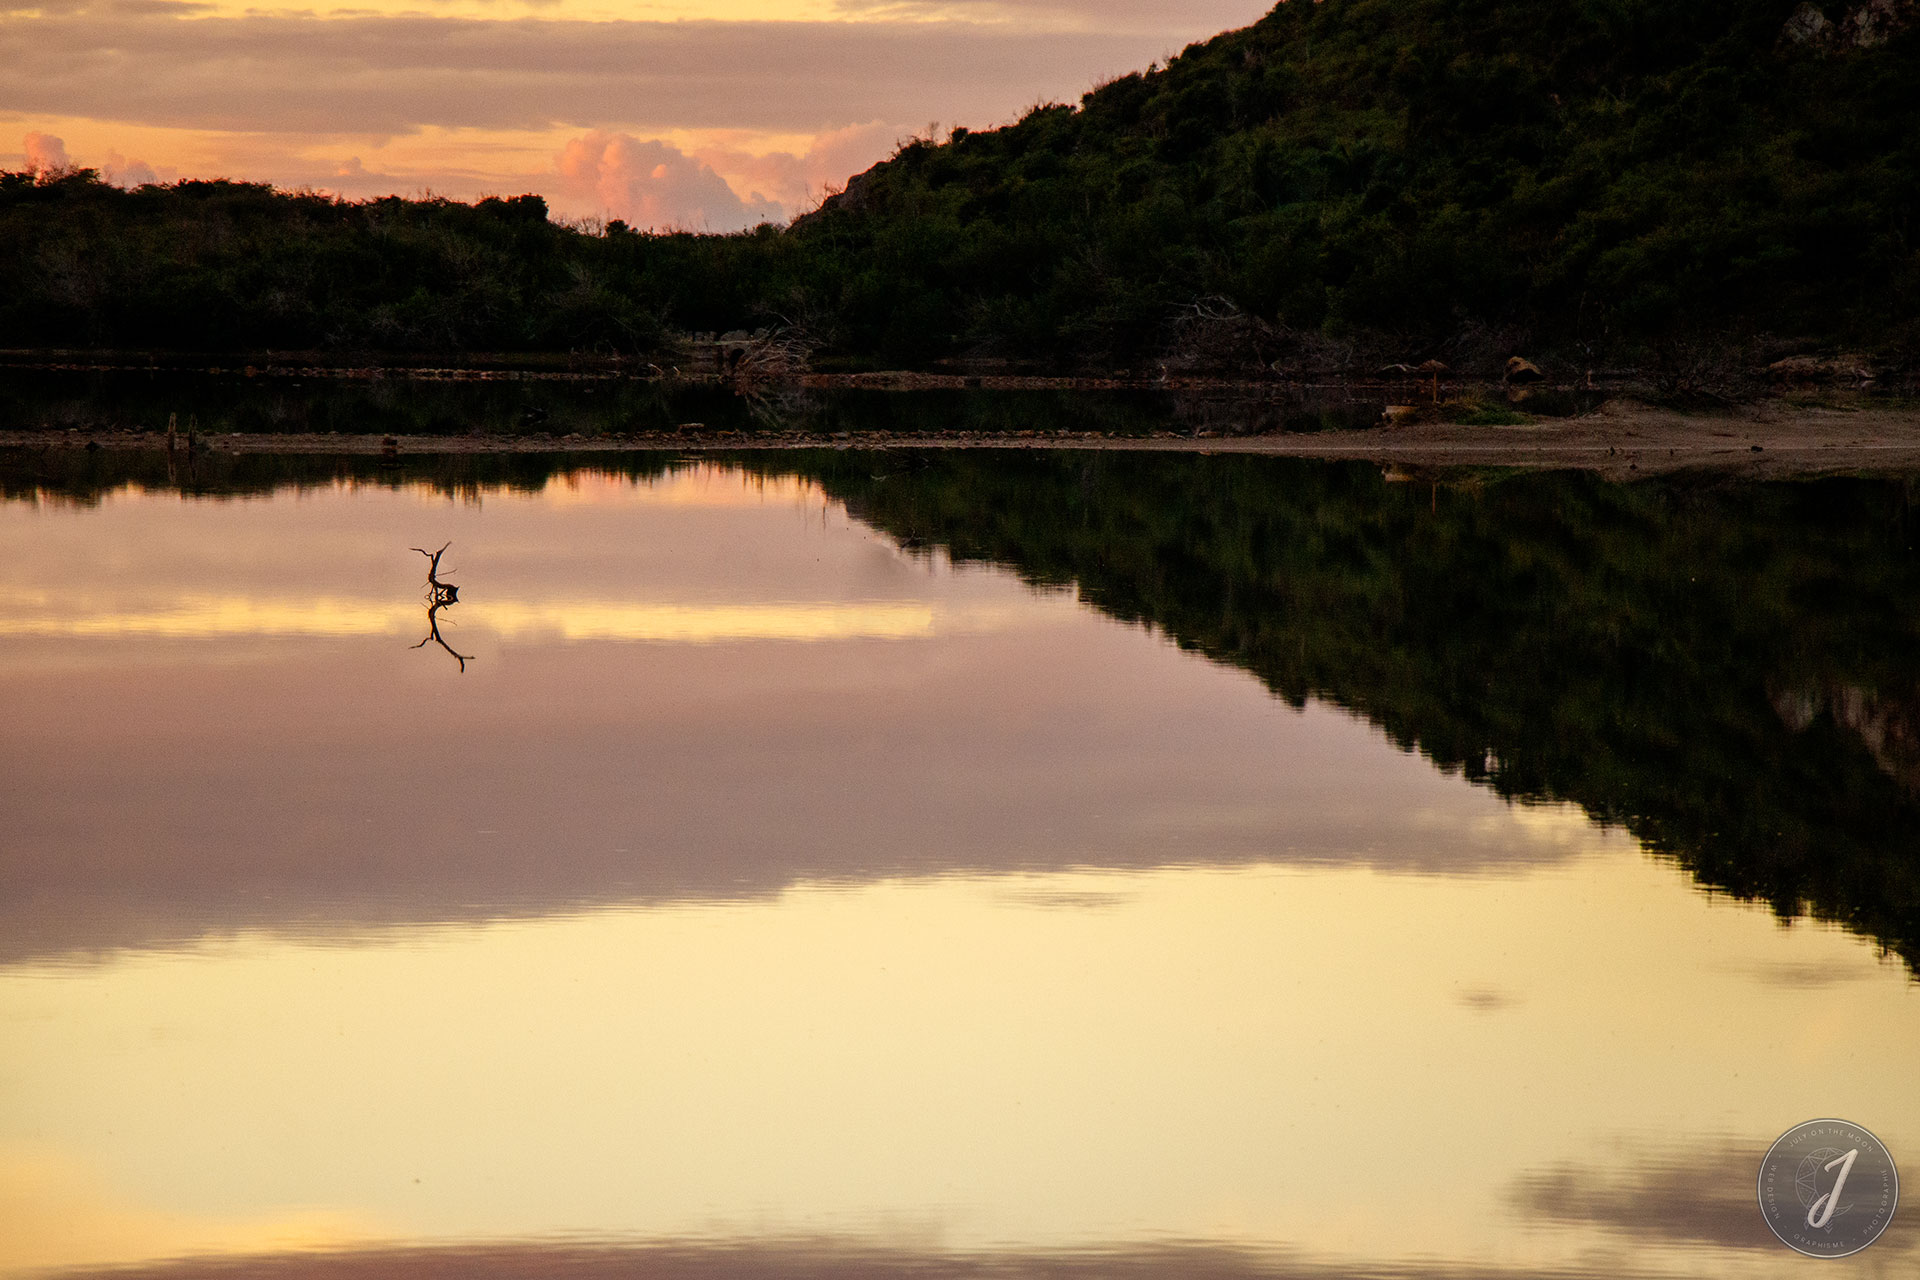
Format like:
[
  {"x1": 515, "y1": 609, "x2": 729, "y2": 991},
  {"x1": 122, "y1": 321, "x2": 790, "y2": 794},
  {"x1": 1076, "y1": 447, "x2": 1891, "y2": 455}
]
[
  {"x1": 1781, "y1": 0, "x2": 1917, "y2": 49},
  {"x1": 791, "y1": 162, "x2": 886, "y2": 229},
  {"x1": 1843, "y1": 0, "x2": 1914, "y2": 45},
  {"x1": 1781, "y1": 2, "x2": 1835, "y2": 44}
]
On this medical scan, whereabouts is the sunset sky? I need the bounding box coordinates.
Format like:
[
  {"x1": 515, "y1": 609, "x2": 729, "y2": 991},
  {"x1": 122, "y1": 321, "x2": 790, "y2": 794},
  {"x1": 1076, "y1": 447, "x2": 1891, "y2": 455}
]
[{"x1": 2, "y1": 0, "x2": 1272, "y2": 229}]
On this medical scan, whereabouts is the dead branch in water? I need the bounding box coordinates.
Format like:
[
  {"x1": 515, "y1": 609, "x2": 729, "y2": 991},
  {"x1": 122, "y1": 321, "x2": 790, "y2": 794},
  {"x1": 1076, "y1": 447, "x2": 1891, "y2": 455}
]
[{"x1": 411, "y1": 542, "x2": 472, "y2": 670}]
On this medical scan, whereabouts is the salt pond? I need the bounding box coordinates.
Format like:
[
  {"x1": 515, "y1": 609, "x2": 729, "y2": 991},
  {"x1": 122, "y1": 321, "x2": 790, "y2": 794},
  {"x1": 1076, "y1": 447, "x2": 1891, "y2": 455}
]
[{"x1": 2, "y1": 452, "x2": 1915, "y2": 1278}]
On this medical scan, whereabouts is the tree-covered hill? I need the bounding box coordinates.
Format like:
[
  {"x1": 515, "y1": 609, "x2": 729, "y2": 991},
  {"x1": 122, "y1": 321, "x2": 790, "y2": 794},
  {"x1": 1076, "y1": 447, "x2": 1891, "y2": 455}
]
[
  {"x1": 3, "y1": 0, "x2": 1917, "y2": 371},
  {"x1": 794, "y1": 0, "x2": 1920, "y2": 370}
]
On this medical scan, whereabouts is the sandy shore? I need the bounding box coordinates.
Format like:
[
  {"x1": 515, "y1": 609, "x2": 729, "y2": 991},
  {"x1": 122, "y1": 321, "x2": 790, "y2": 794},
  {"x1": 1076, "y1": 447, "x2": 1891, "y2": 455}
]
[{"x1": 7, "y1": 398, "x2": 1920, "y2": 477}]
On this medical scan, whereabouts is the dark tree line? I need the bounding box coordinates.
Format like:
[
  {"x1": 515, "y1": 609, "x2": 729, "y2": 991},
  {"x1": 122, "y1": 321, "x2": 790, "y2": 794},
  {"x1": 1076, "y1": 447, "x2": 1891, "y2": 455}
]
[{"x1": 4, "y1": 0, "x2": 1918, "y2": 371}]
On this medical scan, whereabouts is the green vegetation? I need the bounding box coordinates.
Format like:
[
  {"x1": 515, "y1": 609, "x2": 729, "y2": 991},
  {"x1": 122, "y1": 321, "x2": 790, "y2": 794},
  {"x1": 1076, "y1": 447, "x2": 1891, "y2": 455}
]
[
  {"x1": 0, "y1": 179, "x2": 671, "y2": 354},
  {"x1": 796, "y1": 0, "x2": 1920, "y2": 371},
  {"x1": 3, "y1": 0, "x2": 1918, "y2": 372}
]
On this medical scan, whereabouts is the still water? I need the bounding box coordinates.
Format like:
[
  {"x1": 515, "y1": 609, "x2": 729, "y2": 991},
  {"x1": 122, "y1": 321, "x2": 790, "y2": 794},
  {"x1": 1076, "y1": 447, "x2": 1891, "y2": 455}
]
[{"x1": 2, "y1": 451, "x2": 1917, "y2": 1278}]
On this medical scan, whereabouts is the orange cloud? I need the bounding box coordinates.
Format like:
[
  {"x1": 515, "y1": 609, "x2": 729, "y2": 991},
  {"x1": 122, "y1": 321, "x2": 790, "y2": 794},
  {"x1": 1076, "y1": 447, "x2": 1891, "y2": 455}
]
[
  {"x1": 103, "y1": 150, "x2": 168, "y2": 185},
  {"x1": 695, "y1": 118, "x2": 900, "y2": 212},
  {"x1": 0, "y1": 12, "x2": 1176, "y2": 135},
  {"x1": 0, "y1": 4, "x2": 1275, "y2": 208},
  {"x1": 14, "y1": 131, "x2": 173, "y2": 186},
  {"x1": 831, "y1": 0, "x2": 1268, "y2": 32},
  {"x1": 554, "y1": 130, "x2": 782, "y2": 231},
  {"x1": 22, "y1": 130, "x2": 67, "y2": 172}
]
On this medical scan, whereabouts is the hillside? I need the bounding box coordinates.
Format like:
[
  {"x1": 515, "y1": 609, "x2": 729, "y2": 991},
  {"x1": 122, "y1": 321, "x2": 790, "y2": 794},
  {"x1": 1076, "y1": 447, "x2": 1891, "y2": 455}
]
[
  {"x1": 3, "y1": 0, "x2": 1918, "y2": 374},
  {"x1": 788, "y1": 0, "x2": 1920, "y2": 371}
]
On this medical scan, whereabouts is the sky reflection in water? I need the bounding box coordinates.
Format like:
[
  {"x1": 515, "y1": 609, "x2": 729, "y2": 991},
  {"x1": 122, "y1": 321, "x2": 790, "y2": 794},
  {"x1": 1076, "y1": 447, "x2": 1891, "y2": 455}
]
[{"x1": 0, "y1": 464, "x2": 1914, "y2": 1279}]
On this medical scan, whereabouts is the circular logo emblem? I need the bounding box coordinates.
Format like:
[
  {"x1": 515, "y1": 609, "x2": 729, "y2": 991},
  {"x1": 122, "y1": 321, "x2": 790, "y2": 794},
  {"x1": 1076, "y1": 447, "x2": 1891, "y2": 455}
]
[{"x1": 1758, "y1": 1119, "x2": 1899, "y2": 1257}]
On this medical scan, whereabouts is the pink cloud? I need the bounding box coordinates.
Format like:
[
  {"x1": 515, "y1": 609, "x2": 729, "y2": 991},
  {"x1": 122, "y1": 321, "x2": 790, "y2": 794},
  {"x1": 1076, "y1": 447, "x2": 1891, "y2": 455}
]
[
  {"x1": 104, "y1": 149, "x2": 170, "y2": 186},
  {"x1": 23, "y1": 130, "x2": 69, "y2": 173},
  {"x1": 553, "y1": 130, "x2": 782, "y2": 232},
  {"x1": 698, "y1": 119, "x2": 902, "y2": 214},
  {"x1": 16, "y1": 132, "x2": 172, "y2": 185},
  {"x1": 308, "y1": 154, "x2": 437, "y2": 200}
]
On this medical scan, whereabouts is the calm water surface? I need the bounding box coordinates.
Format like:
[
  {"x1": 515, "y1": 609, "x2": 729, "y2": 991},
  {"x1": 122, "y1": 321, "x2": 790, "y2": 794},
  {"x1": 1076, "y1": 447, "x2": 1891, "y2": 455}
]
[{"x1": 1, "y1": 451, "x2": 1916, "y2": 1279}]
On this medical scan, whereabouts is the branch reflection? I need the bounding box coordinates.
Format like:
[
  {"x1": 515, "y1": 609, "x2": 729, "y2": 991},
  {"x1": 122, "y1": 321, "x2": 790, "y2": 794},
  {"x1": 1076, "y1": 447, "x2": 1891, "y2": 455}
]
[{"x1": 410, "y1": 541, "x2": 474, "y2": 673}]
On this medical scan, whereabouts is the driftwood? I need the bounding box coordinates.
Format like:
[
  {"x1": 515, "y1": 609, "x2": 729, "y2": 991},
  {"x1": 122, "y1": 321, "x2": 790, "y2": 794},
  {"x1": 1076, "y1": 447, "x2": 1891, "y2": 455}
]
[{"x1": 410, "y1": 542, "x2": 473, "y2": 672}]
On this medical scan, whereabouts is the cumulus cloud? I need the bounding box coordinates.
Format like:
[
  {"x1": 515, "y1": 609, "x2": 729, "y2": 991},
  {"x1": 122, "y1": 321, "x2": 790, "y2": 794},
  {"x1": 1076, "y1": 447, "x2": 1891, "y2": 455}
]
[
  {"x1": 103, "y1": 149, "x2": 169, "y2": 185},
  {"x1": 320, "y1": 155, "x2": 409, "y2": 191},
  {"x1": 554, "y1": 130, "x2": 782, "y2": 232},
  {"x1": 17, "y1": 131, "x2": 172, "y2": 184},
  {"x1": 697, "y1": 119, "x2": 902, "y2": 214},
  {"x1": 301, "y1": 153, "x2": 477, "y2": 201},
  {"x1": 23, "y1": 130, "x2": 69, "y2": 172}
]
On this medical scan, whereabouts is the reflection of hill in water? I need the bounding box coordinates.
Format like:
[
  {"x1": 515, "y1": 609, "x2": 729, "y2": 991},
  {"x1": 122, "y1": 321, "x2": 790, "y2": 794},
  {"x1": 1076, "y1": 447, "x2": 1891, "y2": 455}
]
[
  {"x1": 5, "y1": 447, "x2": 1918, "y2": 974},
  {"x1": 761, "y1": 453, "x2": 1920, "y2": 976}
]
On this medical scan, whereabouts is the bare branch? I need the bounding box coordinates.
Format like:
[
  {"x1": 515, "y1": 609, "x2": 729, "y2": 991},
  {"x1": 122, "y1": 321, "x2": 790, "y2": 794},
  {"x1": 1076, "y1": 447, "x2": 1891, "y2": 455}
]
[{"x1": 410, "y1": 542, "x2": 472, "y2": 671}]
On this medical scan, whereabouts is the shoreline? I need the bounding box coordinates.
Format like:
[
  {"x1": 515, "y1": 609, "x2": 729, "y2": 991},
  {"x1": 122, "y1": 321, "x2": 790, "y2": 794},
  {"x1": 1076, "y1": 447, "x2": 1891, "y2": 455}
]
[
  {"x1": 0, "y1": 348, "x2": 1894, "y2": 397},
  {"x1": 7, "y1": 399, "x2": 1920, "y2": 478}
]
